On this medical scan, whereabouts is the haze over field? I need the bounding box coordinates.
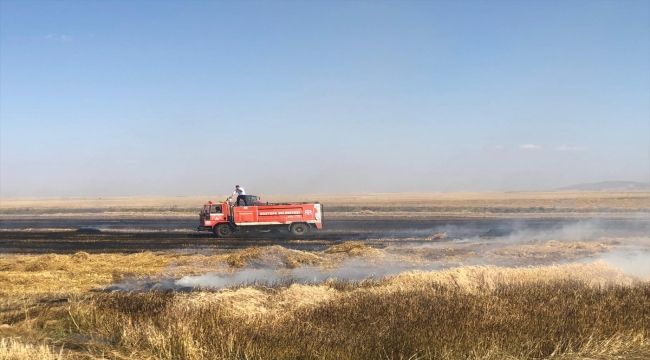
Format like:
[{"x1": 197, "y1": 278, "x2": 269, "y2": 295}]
[
  {"x1": 555, "y1": 181, "x2": 650, "y2": 191},
  {"x1": 1, "y1": 1, "x2": 649, "y2": 197}
]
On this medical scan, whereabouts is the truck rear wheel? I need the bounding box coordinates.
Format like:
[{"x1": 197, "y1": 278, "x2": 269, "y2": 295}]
[
  {"x1": 214, "y1": 224, "x2": 232, "y2": 237},
  {"x1": 290, "y1": 223, "x2": 309, "y2": 236}
]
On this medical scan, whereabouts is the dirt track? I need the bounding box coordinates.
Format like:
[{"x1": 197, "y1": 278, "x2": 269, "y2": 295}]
[{"x1": 1, "y1": 217, "x2": 648, "y2": 254}]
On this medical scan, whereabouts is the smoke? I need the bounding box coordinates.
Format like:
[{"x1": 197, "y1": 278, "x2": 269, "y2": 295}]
[
  {"x1": 588, "y1": 250, "x2": 650, "y2": 278},
  {"x1": 394, "y1": 220, "x2": 604, "y2": 250},
  {"x1": 345, "y1": 219, "x2": 631, "y2": 243},
  {"x1": 175, "y1": 258, "x2": 438, "y2": 289},
  {"x1": 401, "y1": 220, "x2": 650, "y2": 271},
  {"x1": 512, "y1": 219, "x2": 604, "y2": 241},
  {"x1": 101, "y1": 219, "x2": 649, "y2": 292},
  {"x1": 175, "y1": 268, "x2": 286, "y2": 288},
  {"x1": 101, "y1": 256, "x2": 442, "y2": 292}
]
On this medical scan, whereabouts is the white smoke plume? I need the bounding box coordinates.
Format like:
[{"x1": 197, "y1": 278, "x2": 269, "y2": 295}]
[
  {"x1": 175, "y1": 258, "x2": 439, "y2": 289},
  {"x1": 103, "y1": 220, "x2": 649, "y2": 292}
]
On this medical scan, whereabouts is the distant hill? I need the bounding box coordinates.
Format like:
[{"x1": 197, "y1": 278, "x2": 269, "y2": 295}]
[{"x1": 555, "y1": 181, "x2": 650, "y2": 191}]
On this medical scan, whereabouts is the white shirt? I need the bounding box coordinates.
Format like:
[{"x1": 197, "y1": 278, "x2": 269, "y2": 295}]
[{"x1": 233, "y1": 187, "x2": 245, "y2": 196}]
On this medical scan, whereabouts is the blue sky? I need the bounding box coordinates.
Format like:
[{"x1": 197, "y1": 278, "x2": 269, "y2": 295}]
[{"x1": 1, "y1": 0, "x2": 648, "y2": 197}]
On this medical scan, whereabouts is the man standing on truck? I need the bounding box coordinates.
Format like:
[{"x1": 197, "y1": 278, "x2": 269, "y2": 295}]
[{"x1": 233, "y1": 185, "x2": 247, "y2": 206}]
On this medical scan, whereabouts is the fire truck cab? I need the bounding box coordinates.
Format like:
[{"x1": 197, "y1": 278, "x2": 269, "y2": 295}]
[{"x1": 198, "y1": 195, "x2": 323, "y2": 237}]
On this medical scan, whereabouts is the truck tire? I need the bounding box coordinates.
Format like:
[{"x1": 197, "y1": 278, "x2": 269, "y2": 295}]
[
  {"x1": 214, "y1": 224, "x2": 232, "y2": 238},
  {"x1": 290, "y1": 223, "x2": 309, "y2": 236}
]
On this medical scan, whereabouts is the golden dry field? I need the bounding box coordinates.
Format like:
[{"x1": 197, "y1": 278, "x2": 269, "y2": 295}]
[
  {"x1": 1, "y1": 191, "x2": 649, "y2": 218},
  {"x1": 1, "y1": 235, "x2": 649, "y2": 359}
]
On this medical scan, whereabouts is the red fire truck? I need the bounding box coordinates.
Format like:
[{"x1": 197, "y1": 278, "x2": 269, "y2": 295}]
[{"x1": 197, "y1": 195, "x2": 323, "y2": 237}]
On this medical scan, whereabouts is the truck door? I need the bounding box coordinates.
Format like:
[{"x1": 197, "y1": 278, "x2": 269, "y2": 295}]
[
  {"x1": 206, "y1": 204, "x2": 226, "y2": 226},
  {"x1": 200, "y1": 205, "x2": 209, "y2": 223}
]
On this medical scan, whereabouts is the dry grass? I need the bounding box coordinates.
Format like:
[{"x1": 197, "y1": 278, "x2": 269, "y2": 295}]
[
  {"x1": 0, "y1": 251, "x2": 226, "y2": 299},
  {"x1": 69, "y1": 264, "x2": 650, "y2": 359},
  {"x1": 1, "y1": 237, "x2": 645, "y2": 299},
  {"x1": 426, "y1": 232, "x2": 448, "y2": 240},
  {"x1": 490, "y1": 240, "x2": 613, "y2": 260},
  {"x1": 323, "y1": 241, "x2": 383, "y2": 257},
  {"x1": 224, "y1": 246, "x2": 324, "y2": 269},
  {"x1": 1, "y1": 238, "x2": 649, "y2": 359},
  {"x1": 0, "y1": 338, "x2": 64, "y2": 360},
  {"x1": 1, "y1": 191, "x2": 648, "y2": 218}
]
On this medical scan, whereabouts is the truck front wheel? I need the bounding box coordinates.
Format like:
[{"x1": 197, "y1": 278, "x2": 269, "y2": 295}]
[
  {"x1": 214, "y1": 224, "x2": 232, "y2": 238},
  {"x1": 290, "y1": 223, "x2": 309, "y2": 236}
]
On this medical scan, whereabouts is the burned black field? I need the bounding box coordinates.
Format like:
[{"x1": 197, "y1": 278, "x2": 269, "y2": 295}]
[{"x1": 1, "y1": 217, "x2": 648, "y2": 254}]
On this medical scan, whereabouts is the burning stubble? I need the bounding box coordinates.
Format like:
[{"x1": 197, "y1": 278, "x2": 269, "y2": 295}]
[{"x1": 96, "y1": 221, "x2": 649, "y2": 292}]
